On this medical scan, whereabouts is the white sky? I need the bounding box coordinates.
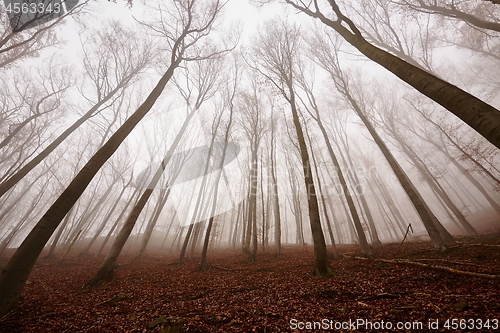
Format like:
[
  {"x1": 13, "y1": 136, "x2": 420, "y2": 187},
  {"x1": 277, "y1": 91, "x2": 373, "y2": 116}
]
[{"x1": 2, "y1": 0, "x2": 499, "y2": 242}]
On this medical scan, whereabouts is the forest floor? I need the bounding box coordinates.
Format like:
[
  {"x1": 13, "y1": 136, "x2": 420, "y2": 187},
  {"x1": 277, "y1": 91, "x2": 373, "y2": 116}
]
[{"x1": 1, "y1": 233, "x2": 500, "y2": 332}]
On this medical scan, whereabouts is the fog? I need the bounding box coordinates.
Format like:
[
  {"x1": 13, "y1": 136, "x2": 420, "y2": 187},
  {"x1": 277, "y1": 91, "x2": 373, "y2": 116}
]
[{"x1": 0, "y1": 0, "x2": 499, "y2": 324}]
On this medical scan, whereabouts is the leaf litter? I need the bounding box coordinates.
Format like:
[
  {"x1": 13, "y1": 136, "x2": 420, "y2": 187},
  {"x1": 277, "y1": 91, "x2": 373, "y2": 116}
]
[{"x1": 0, "y1": 234, "x2": 499, "y2": 332}]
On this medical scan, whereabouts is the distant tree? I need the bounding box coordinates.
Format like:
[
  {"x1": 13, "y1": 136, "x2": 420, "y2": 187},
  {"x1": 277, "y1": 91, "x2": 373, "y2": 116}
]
[
  {"x1": 307, "y1": 31, "x2": 449, "y2": 250},
  {"x1": 236, "y1": 75, "x2": 269, "y2": 262},
  {"x1": 295, "y1": 63, "x2": 373, "y2": 256},
  {"x1": 0, "y1": 21, "x2": 155, "y2": 199},
  {"x1": 268, "y1": 105, "x2": 283, "y2": 257},
  {"x1": 249, "y1": 19, "x2": 332, "y2": 275}
]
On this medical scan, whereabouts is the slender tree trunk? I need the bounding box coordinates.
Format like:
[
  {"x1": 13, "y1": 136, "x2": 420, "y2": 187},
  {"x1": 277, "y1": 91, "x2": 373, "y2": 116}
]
[
  {"x1": 442, "y1": 149, "x2": 500, "y2": 214},
  {"x1": 355, "y1": 105, "x2": 448, "y2": 249},
  {"x1": 80, "y1": 181, "x2": 129, "y2": 256},
  {"x1": 246, "y1": 148, "x2": 259, "y2": 262},
  {"x1": 96, "y1": 186, "x2": 141, "y2": 257},
  {"x1": 287, "y1": 91, "x2": 331, "y2": 275},
  {"x1": 270, "y1": 126, "x2": 281, "y2": 257},
  {"x1": 199, "y1": 106, "x2": 233, "y2": 270},
  {"x1": 335, "y1": 135, "x2": 381, "y2": 245},
  {"x1": 0, "y1": 57, "x2": 181, "y2": 313},
  {"x1": 417, "y1": 111, "x2": 500, "y2": 187},
  {"x1": 232, "y1": 200, "x2": 242, "y2": 249},
  {"x1": 86, "y1": 109, "x2": 196, "y2": 286},
  {"x1": 403, "y1": 144, "x2": 477, "y2": 235},
  {"x1": 406, "y1": 124, "x2": 500, "y2": 214},
  {"x1": 243, "y1": 170, "x2": 254, "y2": 256},
  {"x1": 368, "y1": 179, "x2": 406, "y2": 237},
  {"x1": 306, "y1": 130, "x2": 339, "y2": 259},
  {"x1": 63, "y1": 175, "x2": 120, "y2": 253},
  {"x1": 0, "y1": 184, "x2": 49, "y2": 256},
  {"x1": 312, "y1": 114, "x2": 372, "y2": 256},
  {"x1": 260, "y1": 161, "x2": 266, "y2": 253},
  {"x1": 0, "y1": 85, "x2": 129, "y2": 199},
  {"x1": 136, "y1": 187, "x2": 171, "y2": 259},
  {"x1": 286, "y1": 0, "x2": 500, "y2": 148}
]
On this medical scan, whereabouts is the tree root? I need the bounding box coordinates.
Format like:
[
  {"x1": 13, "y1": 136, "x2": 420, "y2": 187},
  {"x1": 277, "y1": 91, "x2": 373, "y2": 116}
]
[{"x1": 83, "y1": 270, "x2": 114, "y2": 288}]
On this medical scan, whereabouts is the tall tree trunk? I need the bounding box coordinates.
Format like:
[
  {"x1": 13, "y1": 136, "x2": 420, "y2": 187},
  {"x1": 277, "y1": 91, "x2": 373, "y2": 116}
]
[
  {"x1": 0, "y1": 56, "x2": 181, "y2": 314},
  {"x1": 199, "y1": 104, "x2": 233, "y2": 271},
  {"x1": 285, "y1": 0, "x2": 500, "y2": 149},
  {"x1": 310, "y1": 33, "x2": 449, "y2": 250},
  {"x1": 270, "y1": 123, "x2": 282, "y2": 257},
  {"x1": 0, "y1": 85, "x2": 130, "y2": 199},
  {"x1": 402, "y1": 142, "x2": 477, "y2": 235},
  {"x1": 352, "y1": 99, "x2": 448, "y2": 249},
  {"x1": 305, "y1": 129, "x2": 339, "y2": 259},
  {"x1": 288, "y1": 91, "x2": 332, "y2": 275},
  {"x1": 86, "y1": 109, "x2": 196, "y2": 286}
]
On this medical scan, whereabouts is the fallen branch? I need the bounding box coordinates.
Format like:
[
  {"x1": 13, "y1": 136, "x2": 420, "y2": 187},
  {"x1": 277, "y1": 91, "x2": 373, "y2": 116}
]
[
  {"x1": 352, "y1": 256, "x2": 499, "y2": 279},
  {"x1": 458, "y1": 244, "x2": 500, "y2": 248},
  {"x1": 400, "y1": 223, "x2": 413, "y2": 244},
  {"x1": 0, "y1": 308, "x2": 17, "y2": 323},
  {"x1": 411, "y1": 258, "x2": 482, "y2": 266}
]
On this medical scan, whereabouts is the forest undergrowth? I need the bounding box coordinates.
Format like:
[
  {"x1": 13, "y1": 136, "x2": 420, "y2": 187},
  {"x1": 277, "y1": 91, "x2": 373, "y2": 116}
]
[{"x1": 1, "y1": 232, "x2": 499, "y2": 332}]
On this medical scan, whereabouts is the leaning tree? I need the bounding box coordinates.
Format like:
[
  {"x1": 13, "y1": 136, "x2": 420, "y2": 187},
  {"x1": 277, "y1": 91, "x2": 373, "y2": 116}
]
[
  {"x1": 280, "y1": 0, "x2": 500, "y2": 149},
  {"x1": 0, "y1": 0, "x2": 226, "y2": 316}
]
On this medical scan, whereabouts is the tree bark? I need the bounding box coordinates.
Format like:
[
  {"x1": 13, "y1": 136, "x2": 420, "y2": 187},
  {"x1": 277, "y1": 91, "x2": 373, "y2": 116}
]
[
  {"x1": 0, "y1": 55, "x2": 181, "y2": 315},
  {"x1": 86, "y1": 108, "x2": 196, "y2": 286},
  {"x1": 285, "y1": 0, "x2": 500, "y2": 149},
  {"x1": 288, "y1": 91, "x2": 332, "y2": 275}
]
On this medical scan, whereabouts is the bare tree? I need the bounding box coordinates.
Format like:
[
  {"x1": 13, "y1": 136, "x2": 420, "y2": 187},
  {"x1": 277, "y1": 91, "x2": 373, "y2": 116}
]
[
  {"x1": 282, "y1": 0, "x2": 500, "y2": 149},
  {"x1": 0, "y1": 21, "x2": 155, "y2": 199},
  {"x1": 269, "y1": 104, "x2": 283, "y2": 257},
  {"x1": 394, "y1": 0, "x2": 500, "y2": 32},
  {"x1": 199, "y1": 76, "x2": 237, "y2": 270},
  {"x1": 0, "y1": 1, "x2": 87, "y2": 68},
  {"x1": 249, "y1": 19, "x2": 332, "y2": 275},
  {"x1": 235, "y1": 75, "x2": 270, "y2": 262},
  {"x1": 295, "y1": 66, "x2": 372, "y2": 256},
  {"x1": 0, "y1": 0, "x2": 226, "y2": 316},
  {"x1": 307, "y1": 30, "x2": 448, "y2": 250}
]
